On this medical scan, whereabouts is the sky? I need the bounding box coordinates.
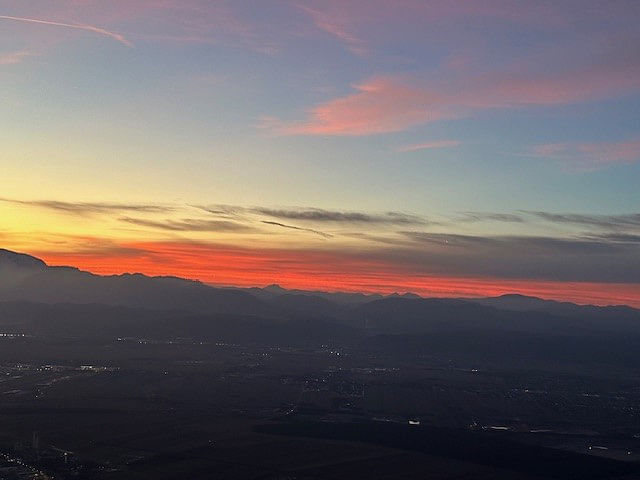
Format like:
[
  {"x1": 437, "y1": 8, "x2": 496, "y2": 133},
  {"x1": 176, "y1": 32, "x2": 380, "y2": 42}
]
[{"x1": 1, "y1": 0, "x2": 639, "y2": 306}]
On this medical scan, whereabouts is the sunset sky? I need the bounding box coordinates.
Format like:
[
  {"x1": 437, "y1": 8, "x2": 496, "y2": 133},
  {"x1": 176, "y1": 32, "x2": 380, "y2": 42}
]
[{"x1": 1, "y1": 1, "x2": 639, "y2": 306}]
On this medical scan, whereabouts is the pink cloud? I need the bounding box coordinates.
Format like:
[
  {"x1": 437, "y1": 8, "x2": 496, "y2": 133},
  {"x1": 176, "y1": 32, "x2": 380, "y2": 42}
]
[
  {"x1": 530, "y1": 139, "x2": 640, "y2": 169},
  {"x1": 275, "y1": 77, "x2": 454, "y2": 136},
  {"x1": 271, "y1": 1, "x2": 640, "y2": 136},
  {"x1": 272, "y1": 47, "x2": 640, "y2": 136},
  {"x1": 473, "y1": 50, "x2": 640, "y2": 107},
  {"x1": 397, "y1": 140, "x2": 461, "y2": 152}
]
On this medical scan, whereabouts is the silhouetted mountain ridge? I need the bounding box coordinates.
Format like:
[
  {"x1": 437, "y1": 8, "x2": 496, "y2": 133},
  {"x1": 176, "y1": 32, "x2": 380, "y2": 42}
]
[
  {"x1": 0, "y1": 249, "x2": 274, "y2": 316},
  {"x1": 0, "y1": 248, "x2": 47, "y2": 270},
  {"x1": 1, "y1": 249, "x2": 638, "y2": 336}
]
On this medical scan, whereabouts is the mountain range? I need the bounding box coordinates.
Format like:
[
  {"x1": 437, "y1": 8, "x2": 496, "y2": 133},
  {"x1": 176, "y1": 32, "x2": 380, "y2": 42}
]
[{"x1": 1, "y1": 247, "x2": 639, "y2": 366}]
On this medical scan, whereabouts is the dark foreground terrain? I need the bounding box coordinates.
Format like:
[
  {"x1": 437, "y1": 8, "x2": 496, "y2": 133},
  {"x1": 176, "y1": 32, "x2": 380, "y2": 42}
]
[
  {"x1": 1, "y1": 249, "x2": 640, "y2": 479},
  {"x1": 0, "y1": 334, "x2": 639, "y2": 479}
]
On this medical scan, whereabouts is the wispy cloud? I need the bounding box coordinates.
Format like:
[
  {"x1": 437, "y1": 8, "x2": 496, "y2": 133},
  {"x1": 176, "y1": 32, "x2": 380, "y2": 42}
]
[
  {"x1": 297, "y1": 4, "x2": 367, "y2": 56},
  {"x1": 0, "y1": 50, "x2": 34, "y2": 65},
  {"x1": 119, "y1": 216, "x2": 256, "y2": 232},
  {"x1": 397, "y1": 230, "x2": 640, "y2": 282},
  {"x1": 526, "y1": 139, "x2": 640, "y2": 169},
  {"x1": 199, "y1": 204, "x2": 427, "y2": 226},
  {"x1": 195, "y1": 204, "x2": 248, "y2": 220},
  {"x1": 261, "y1": 221, "x2": 332, "y2": 238},
  {"x1": 526, "y1": 211, "x2": 640, "y2": 230},
  {"x1": 397, "y1": 140, "x2": 461, "y2": 152},
  {"x1": 401, "y1": 231, "x2": 496, "y2": 248},
  {"x1": 1, "y1": 198, "x2": 171, "y2": 215},
  {"x1": 0, "y1": 15, "x2": 132, "y2": 47},
  {"x1": 584, "y1": 233, "x2": 640, "y2": 244},
  {"x1": 253, "y1": 206, "x2": 426, "y2": 225},
  {"x1": 457, "y1": 212, "x2": 525, "y2": 223}
]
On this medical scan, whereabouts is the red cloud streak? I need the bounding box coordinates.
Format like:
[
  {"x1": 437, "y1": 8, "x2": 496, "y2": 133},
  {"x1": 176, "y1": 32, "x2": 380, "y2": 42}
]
[{"x1": 33, "y1": 241, "x2": 640, "y2": 308}]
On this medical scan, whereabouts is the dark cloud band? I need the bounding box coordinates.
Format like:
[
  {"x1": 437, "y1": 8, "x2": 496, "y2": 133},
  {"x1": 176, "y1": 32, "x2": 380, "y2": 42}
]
[{"x1": 1, "y1": 198, "x2": 173, "y2": 215}]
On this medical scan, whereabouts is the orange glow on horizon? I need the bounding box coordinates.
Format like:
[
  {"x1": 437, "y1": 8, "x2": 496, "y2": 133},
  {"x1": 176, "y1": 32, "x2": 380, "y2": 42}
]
[{"x1": 31, "y1": 241, "x2": 640, "y2": 308}]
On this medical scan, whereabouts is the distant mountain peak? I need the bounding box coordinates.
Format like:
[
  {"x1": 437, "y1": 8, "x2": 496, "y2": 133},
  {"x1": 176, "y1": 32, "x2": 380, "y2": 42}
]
[
  {"x1": 0, "y1": 249, "x2": 47, "y2": 270},
  {"x1": 400, "y1": 292, "x2": 421, "y2": 299},
  {"x1": 496, "y1": 293, "x2": 540, "y2": 300},
  {"x1": 264, "y1": 284, "x2": 287, "y2": 293}
]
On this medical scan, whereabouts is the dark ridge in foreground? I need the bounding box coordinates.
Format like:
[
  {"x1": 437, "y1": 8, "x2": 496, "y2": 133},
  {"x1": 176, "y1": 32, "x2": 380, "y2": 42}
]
[{"x1": 256, "y1": 422, "x2": 640, "y2": 480}]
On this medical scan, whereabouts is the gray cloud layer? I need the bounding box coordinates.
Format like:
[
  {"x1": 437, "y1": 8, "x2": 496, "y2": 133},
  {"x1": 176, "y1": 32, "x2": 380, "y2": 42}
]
[
  {"x1": 394, "y1": 231, "x2": 640, "y2": 283},
  {"x1": 1, "y1": 198, "x2": 173, "y2": 215},
  {"x1": 255, "y1": 207, "x2": 425, "y2": 225},
  {"x1": 201, "y1": 204, "x2": 427, "y2": 225},
  {"x1": 526, "y1": 211, "x2": 640, "y2": 230},
  {"x1": 119, "y1": 217, "x2": 256, "y2": 233}
]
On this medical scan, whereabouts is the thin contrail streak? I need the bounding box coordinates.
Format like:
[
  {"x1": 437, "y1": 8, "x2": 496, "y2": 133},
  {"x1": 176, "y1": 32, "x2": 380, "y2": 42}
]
[
  {"x1": 261, "y1": 221, "x2": 333, "y2": 239},
  {"x1": 0, "y1": 15, "x2": 132, "y2": 47}
]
